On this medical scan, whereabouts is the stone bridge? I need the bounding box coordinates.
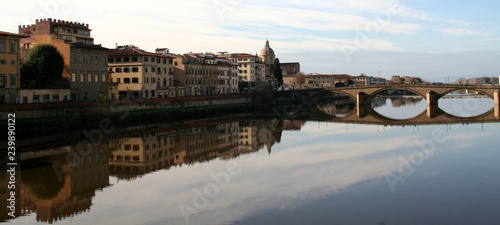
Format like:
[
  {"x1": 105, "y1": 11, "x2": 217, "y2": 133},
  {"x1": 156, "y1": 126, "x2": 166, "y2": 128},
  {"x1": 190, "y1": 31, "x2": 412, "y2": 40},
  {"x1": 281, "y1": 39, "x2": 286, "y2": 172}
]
[{"x1": 274, "y1": 85, "x2": 500, "y2": 124}]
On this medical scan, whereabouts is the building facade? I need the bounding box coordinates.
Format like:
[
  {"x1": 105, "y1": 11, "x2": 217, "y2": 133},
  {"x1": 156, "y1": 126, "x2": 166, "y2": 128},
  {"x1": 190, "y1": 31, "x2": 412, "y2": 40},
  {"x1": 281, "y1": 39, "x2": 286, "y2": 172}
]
[
  {"x1": 219, "y1": 53, "x2": 265, "y2": 92},
  {"x1": 0, "y1": 31, "x2": 24, "y2": 104},
  {"x1": 306, "y1": 74, "x2": 353, "y2": 87},
  {"x1": 173, "y1": 53, "x2": 237, "y2": 96},
  {"x1": 281, "y1": 62, "x2": 300, "y2": 75},
  {"x1": 355, "y1": 73, "x2": 387, "y2": 86},
  {"x1": 108, "y1": 45, "x2": 182, "y2": 99},
  {"x1": 19, "y1": 18, "x2": 109, "y2": 101}
]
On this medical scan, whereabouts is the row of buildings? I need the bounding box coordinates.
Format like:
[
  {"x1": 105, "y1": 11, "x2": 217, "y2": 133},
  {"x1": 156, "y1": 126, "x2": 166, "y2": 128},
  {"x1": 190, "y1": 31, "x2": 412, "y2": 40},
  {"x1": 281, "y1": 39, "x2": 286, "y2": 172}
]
[
  {"x1": 281, "y1": 73, "x2": 430, "y2": 89},
  {"x1": 282, "y1": 73, "x2": 388, "y2": 89},
  {"x1": 0, "y1": 18, "x2": 300, "y2": 104}
]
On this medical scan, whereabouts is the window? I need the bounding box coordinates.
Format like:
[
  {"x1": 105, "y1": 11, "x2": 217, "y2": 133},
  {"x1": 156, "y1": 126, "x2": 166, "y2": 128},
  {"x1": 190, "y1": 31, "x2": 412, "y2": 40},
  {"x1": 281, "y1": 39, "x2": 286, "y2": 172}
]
[
  {"x1": 124, "y1": 57, "x2": 130, "y2": 62},
  {"x1": 83, "y1": 92, "x2": 88, "y2": 101},
  {"x1": 115, "y1": 58, "x2": 122, "y2": 63},
  {"x1": 95, "y1": 56, "x2": 99, "y2": 64},
  {"x1": 123, "y1": 68, "x2": 130, "y2": 73},
  {"x1": 43, "y1": 95, "x2": 49, "y2": 103},
  {"x1": 151, "y1": 57, "x2": 155, "y2": 62},
  {"x1": 115, "y1": 68, "x2": 122, "y2": 73},
  {"x1": 95, "y1": 74, "x2": 99, "y2": 82},
  {"x1": 8, "y1": 41, "x2": 16, "y2": 52},
  {"x1": 151, "y1": 90, "x2": 155, "y2": 97},
  {"x1": 103, "y1": 56, "x2": 106, "y2": 64},
  {"x1": 0, "y1": 60, "x2": 5, "y2": 64},
  {"x1": 145, "y1": 67, "x2": 148, "y2": 72},
  {"x1": 33, "y1": 95, "x2": 39, "y2": 103},
  {"x1": 145, "y1": 77, "x2": 149, "y2": 83},
  {"x1": 10, "y1": 60, "x2": 15, "y2": 65},
  {"x1": 88, "y1": 56, "x2": 92, "y2": 64},
  {"x1": 0, "y1": 75, "x2": 5, "y2": 88},
  {"x1": 132, "y1": 57, "x2": 138, "y2": 62},
  {"x1": 169, "y1": 59, "x2": 173, "y2": 64},
  {"x1": 53, "y1": 94, "x2": 59, "y2": 102},
  {"x1": 116, "y1": 78, "x2": 121, "y2": 83},
  {"x1": 108, "y1": 57, "x2": 114, "y2": 63},
  {"x1": 0, "y1": 41, "x2": 5, "y2": 52},
  {"x1": 124, "y1": 78, "x2": 130, "y2": 83},
  {"x1": 80, "y1": 55, "x2": 85, "y2": 64},
  {"x1": 9, "y1": 75, "x2": 15, "y2": 88},
  {"x1": 132, "y1": 67, "x2": 139, "y2": 72},
  {"x1": 80, "y1": 74, "x2": 84, "y2": 82},
  {"x1": 73, "y1": 29, "x2": 77, "y2": 34},
  {"x1": 151, "y1": 67, "x2": 156, "y2": 73},
  {"x1": 163, "y1": 59, "x2": 167, "y2": 64},
  {"x1": 79, "y1": 30, "x2": 90, "y2": 35},
  {"x1": 102, "y1": 74, "x2": 106, "y2": 82},
  {"x1": 72, "y1": 73, "x2": 76, "y2": 82},
  {"x1": 144, "y1": 57, "x2": 149, "y2": 62},
  {"x1": 151, "y1": 77, "x2": 156, "y2": 83},
  {"x1": 88, "y1": 74, "x2": 92, "y2": 82},
  {"x1": 71, "y1": 54, "x2": 76, "y2": 63},
  {"x1": 132, "y1": 77, "x2": 139, "y2": 83}
]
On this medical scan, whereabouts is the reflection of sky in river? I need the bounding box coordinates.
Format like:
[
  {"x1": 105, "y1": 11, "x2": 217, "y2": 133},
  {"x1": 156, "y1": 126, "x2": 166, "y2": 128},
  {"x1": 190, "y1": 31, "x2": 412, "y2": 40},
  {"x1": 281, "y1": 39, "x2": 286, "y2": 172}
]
[{"x1": 13, "y1": 119, "x2": 500, "y2": 225}]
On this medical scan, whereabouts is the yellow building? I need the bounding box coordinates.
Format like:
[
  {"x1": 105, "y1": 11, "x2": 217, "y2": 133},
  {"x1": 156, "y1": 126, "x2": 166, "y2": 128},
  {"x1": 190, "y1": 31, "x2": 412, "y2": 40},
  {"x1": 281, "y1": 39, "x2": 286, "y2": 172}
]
[
  {"x1": 108, "y1": 45, "x2": 182, "y2": 99},
  {"x1": 220, "y1": 53, "x2": 266, "y2": 92},
  {"x1": 0, "y1": 31, "x2": 25, "y2": 103}
]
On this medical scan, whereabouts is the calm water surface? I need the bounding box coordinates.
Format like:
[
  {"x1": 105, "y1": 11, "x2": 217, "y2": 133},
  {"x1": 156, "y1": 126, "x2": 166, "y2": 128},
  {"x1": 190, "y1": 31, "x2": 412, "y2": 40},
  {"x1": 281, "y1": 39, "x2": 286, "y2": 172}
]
[{"x1": 3, "y1": 98, "x2": 500, "y2": 225}]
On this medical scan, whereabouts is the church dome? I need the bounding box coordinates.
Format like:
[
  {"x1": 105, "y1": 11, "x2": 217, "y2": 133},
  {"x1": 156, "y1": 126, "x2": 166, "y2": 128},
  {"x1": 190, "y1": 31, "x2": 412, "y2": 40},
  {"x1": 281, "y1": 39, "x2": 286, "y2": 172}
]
[{"x1": 260, "y1": 40, "x2": 275, "y2": 56}]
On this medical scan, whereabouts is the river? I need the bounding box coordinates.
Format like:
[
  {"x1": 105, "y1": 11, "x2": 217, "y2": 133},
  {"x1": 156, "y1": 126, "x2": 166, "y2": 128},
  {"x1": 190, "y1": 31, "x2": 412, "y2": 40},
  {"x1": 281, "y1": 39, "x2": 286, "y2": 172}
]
[{"x1": 2, "y1": 97, "x2": 500, "y2": 225}]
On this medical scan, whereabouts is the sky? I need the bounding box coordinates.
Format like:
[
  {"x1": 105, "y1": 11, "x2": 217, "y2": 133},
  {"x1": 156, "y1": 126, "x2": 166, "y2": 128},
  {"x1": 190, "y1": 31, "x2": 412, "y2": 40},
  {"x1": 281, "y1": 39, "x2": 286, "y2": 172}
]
[{"x1": 2, "y1": 0, "x2": 500, "y2": 82}]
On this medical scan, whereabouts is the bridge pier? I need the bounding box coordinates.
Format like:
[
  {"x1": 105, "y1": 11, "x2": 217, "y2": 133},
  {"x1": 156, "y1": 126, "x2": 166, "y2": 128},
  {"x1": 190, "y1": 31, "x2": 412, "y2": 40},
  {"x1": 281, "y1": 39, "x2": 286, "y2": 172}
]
[
  {"x1": 426, "y1": 91, "x2": 440, "y2": 118},
  {"x1": 357, "y1": 92, "x2": 369, "y2": 118},
  {"x1": 494, "y1": 90, "x2": 499, "y2": 119}
]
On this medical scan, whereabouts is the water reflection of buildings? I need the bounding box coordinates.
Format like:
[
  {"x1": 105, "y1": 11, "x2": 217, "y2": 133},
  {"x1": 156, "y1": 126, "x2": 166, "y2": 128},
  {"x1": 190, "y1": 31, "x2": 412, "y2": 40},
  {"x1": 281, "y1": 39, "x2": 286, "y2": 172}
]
[
  {"x1": 317, "y1": 101, "x2": 356, "y2": 117},
  {"x1": 17, "y1": 145, "x2": 110, "y2": 224},
  {"x1": 390, "y1": 97, "x2": 423, "y2": 107},
  {"x1": 109, "y1": 120, "x2": 299, "y2": 180},
  {"x1": 6, "y1": 119, "x2": 306, "y2": 224}
]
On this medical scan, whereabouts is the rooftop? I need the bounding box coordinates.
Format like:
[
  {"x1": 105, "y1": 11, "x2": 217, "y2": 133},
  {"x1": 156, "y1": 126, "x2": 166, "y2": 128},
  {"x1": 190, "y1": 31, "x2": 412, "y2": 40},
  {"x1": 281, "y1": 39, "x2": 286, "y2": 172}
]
[{"x1": 0, "y1": 30, "x2": 28, "y2": 38}]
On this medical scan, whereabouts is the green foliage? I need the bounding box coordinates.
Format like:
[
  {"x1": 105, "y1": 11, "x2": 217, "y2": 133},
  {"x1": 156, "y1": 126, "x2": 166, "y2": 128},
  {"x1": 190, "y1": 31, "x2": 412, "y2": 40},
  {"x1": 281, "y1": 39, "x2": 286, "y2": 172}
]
[
  {"x1": 335, "y1": 82, "x2": 346, "y2": 87},
  {"x1": 21, "y1": 44, "x2": 66, "y2": 88},
  {"x1": 346, "y1": 79, "x2": 355, "y2": 86},
  {"x1": 271, "y1": 58, "x2": 283, "y2": 86}
]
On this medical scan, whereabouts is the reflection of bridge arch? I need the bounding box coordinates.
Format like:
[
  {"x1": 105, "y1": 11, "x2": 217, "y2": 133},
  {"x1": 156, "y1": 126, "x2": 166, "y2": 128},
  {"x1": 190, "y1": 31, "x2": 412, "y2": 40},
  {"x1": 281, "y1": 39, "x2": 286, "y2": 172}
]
[{"x1": 292, "y1": 104, "x2": 499, "y2": 126}]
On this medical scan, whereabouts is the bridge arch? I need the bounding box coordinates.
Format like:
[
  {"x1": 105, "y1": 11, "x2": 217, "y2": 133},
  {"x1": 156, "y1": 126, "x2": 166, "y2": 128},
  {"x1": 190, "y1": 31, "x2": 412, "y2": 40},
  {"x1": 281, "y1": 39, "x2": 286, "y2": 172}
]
[{"x1": 437, "y1": 88, "x2": 494, "y2": 99}]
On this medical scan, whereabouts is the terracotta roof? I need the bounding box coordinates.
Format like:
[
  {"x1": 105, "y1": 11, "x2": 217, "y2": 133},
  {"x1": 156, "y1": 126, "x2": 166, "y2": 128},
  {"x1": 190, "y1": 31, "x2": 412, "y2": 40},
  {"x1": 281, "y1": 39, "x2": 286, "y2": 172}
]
[
  {"x1": 0, "y1": 31, "x2": 28, "y2": 38},
  {"x1": 237, "y1": 54, "x2": 255, "y2": 58},
  {"x1": 109, "y1": 47, "x2": 173, "y2": 57},
  {"x1": 71, "y1": 43, "x2": 109, "y2": 50}
]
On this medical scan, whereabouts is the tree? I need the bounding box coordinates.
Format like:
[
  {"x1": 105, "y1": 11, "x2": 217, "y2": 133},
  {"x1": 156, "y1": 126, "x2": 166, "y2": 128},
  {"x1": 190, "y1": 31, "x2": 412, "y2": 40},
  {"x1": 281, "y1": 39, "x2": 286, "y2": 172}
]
[
  {"x1": 21, "y1": 44, "x2": 65, "y2": 88},
  {"x1": 346, "y1": 79, "x2": 355, "y2": 86},
  {"x1": 294, "y1": 72, "x2": 306, "y2": 88},
  {"x1": 271, "y1": 58, "x2": 283, "y2": 86},
  {"x1": 335, "y1": 82, "x2": 346, "y2": 87}
]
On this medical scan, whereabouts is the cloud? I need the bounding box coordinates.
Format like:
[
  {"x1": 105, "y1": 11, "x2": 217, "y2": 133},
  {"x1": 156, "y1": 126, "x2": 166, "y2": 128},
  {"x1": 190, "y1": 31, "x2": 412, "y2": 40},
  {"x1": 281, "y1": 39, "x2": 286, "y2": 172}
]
[{"x1": 440, "y1": 28, "x2": 490, "y2": 37}]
